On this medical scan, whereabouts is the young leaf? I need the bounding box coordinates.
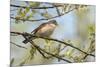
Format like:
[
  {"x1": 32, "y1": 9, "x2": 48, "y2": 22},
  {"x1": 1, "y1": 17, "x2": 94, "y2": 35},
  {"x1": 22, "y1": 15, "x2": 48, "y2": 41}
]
[
  {"x1": 41, "y1": 12, "x2": 52, "y2": 19},
  {"x1": 29, "y1": 2, "x2": 40, "y2": 7},
  {"x1": 25, "y1": 7, "x2": 30, "y2": 14},
  {"x1": 65, "y1": 49, "x2": 74, "y2": 58}
]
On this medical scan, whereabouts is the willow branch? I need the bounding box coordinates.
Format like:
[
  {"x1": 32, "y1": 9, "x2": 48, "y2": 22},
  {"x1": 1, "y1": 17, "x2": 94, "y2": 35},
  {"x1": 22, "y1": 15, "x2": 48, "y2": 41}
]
[
  {"x1": 83, "y1": 39, "x2": 95, "y2": 59},
  {"x1": 55, "y1": 7, "x2": 61, "y2": 16},
  {"x1": 10, "y1": 58, "x2": 14, "y2": 67},
  {"x1": 10, "y1": 31, "x2": 95, "y2": 57},
  {"x1": 60, "y1": 46, "x2": 67, "y2": 51},
  {"x1": 29, "y1": 40, "x2": 72, "y2": 63},
  {"x1": 51, "y1": 4, "x2": 61, "y2": 16},
  {"x1": 10, "y1": 41, "x2": 27, "y2": 49},
  {"x1": 10, "y1": 8, "x2": 76, "y2": 22},
  {"x1": 10, "y1": 4, "x2": 62, "y2": 9}
]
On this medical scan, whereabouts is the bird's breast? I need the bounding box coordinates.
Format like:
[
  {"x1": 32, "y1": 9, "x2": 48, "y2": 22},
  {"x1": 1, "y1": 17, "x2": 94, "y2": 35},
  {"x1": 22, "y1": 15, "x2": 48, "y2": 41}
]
[
  {"x1": 41, "y1": 24, "x2": 55, "y2": 32},
  {"x1": 36, "y1": 24, "x2": 56, "y2": 37}
]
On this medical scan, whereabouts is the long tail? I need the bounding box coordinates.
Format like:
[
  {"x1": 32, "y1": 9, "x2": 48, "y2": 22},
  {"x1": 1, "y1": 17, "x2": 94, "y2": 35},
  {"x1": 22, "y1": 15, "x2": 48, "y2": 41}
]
[{"x1": 23, "y1": 33, "x2": 35, "y2": 44}]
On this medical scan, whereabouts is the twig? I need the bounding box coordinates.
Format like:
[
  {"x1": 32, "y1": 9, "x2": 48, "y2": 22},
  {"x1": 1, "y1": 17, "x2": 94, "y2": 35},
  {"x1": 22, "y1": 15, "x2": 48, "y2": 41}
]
[
  {"x1": 57, "y1": 44, "x2": 61, "y2": 61},
  {"x1": 30, "y1": 41, "x2": 47, "y2": 58},
  {"x1": 10, "y1": 4, "x2": 62, "y2": 9},
  {"x1": 10, "y1": 33, "x2": 19, "y2": 36},
  {"x1": 83, "y1": 39, "x2": 95, "y2": 59},
  {"x1": 10, "y1": 41, "x2": 27, "y2": 49},
  {"x1": 51, "y1": 4, "x2": 61, "y2": 16},
  {"x1": 10, "y1": 8, "x2": 76, "y2": 22},
  {"x1": 22, "y1": 32, "x2": 72, "y2": 62},
  {"x1": 55, "y1": 7, "x2": 61, "y2": 16},
  {"x1": 10, "y1": 32, "x2": 95, "y2": 57},
  {"x1": 29, "y1": 40, "x2": 72, "y2": 63},
  {"x1": 10, "y1": 58, "x2": 14, "y2": 67},
  {"x1": 60, "y1": 46, "x2": 67, "y2": 51},
  {"x1": 22, "y1": 34, "x2": 47, "y2": 58}
]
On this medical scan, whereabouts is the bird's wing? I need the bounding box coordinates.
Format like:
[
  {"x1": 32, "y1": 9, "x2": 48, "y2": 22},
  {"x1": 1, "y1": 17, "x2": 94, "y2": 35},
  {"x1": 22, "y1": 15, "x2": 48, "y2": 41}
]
[{"x1": 31, "y1": 23, "x2": 47, "y2": 34}]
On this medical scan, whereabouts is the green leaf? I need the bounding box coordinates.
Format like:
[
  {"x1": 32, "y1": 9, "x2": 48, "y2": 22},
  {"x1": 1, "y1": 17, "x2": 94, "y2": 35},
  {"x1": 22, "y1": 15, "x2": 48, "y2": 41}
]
[
  {"x1": 29, "y1": 46, "x2": 36, "y2": 60},
  {"x1": 63, "y1": 4, "x2": 68, "y2": 12},
  {"x1": 88, "y1": 24, "x2": 95, "y2": 33},
  {"x1": 26, "y1": 12, "x2": 36, "y2": 20},
  {"x1": 26, "y1": 15, "x2": 31, "y2": 20},
  {"x1": 17, "y1": 8, "x2": 22, "y2": 15},
  {"x1": 29, "y1": 2, "x2": 40, "y2": 7},
  {"x1": 41, "y1": 13, "x2": 52, "y2": 19},
  {"x1": 17, "y1": 8, "x2": 30, "y2": 19},
  {"x1": 45, "y1": 39, "x2": 51, "y2": 44},
  {"x1": 21, "y1": 12, "x2": 26, "y2": 18},
  {"x1": 65, "y1": 49, "x2": 74, "y2": 58},
  {"x1": 31, "y1": 9, "x2": 36, "y2": 14},
  {"x1": 25, "y1": 7, "x2": 30, "y2": 13}
]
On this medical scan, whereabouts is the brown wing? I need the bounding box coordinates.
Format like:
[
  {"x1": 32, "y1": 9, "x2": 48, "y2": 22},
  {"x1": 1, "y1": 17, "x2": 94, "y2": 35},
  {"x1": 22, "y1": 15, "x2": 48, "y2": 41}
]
[{"x1": 31, "y1": 23, "x2": 47, "y2": 34}]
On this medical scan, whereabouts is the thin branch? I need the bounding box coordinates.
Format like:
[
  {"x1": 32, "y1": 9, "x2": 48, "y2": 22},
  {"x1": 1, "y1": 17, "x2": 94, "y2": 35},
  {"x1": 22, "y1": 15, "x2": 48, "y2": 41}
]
[
  {"x1": 55, "y1": 7, "x2": 61, "y2": 16},
  {"x1": 83, "y1": 39, "x2": 95, "y2": 59},
  {"x1": 10, "y1": 4, "x2": 62, "y2": 9},
  {"x1": 51, "y1": 4, "x2": 61, "y2": 16},
  {"x1": 58, "y1": 44, "x2": 61, "y2": 54},
  {"x1": 22, "y1": 34, "x2": 47, "y2": 58},
  {"x1": 10, "y1": 33, "x2": 19, "y2": 36},
  {"x1": 22, "y1": 31, "x2": 71, "y2": 62},
  {"x1": 57, "y1": 44, "x2": 61, "y2": 62},
  {"x1": 10, "y1": 8, "x2": 76, "y2": 22},
  {"x1": 10, "y1": 58, "x2": 14, "y2": 67},
  {"x1": 60, "y1": 45, "x2": 67, "y2": 51},
  {"x1": 10, "y1": 32, "x2": 95, "y2": 57},
  {"x1": 10, "y1": 41, "x2": 27, "y2": 49},
  {"x1": 29, "y1": 40, "x2": 72, "y2": 63}
]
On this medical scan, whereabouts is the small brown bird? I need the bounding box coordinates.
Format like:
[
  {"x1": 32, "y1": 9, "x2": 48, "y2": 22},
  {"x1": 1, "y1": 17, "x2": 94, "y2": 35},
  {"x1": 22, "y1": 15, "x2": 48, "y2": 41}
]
[{"x1": 23, "y1": 20, "x2": 58, "y2": 44}]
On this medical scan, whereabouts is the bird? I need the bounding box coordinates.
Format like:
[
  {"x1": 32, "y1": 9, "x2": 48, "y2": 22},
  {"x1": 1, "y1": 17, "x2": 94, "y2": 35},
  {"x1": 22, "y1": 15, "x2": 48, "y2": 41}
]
[{"x1": 23, "y1": 20, "x2": 58, "y2": 44}]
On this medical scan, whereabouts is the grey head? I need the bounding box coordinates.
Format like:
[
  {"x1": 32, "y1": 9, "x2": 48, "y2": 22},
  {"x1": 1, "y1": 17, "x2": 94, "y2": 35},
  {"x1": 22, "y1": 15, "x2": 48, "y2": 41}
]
[{"x1": 47, "y1": 20, "x2": 58, "y2": 26}]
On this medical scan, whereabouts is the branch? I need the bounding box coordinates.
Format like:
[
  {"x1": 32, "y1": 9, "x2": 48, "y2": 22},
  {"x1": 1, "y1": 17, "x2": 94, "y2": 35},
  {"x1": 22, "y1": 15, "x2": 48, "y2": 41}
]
[
  {"x1": 10, "y1": 31, "x2": 95, "y2": 57},
  {"x1": 10, "y1": 41, "x2": 27, "y2": 49},
  {"x1": 55, "y1": 7, "x2": 61, "y2": 16},
  {"x1": 51, "y1": 4, "x2": 61, "y2": 16},
  {"x1": 10, "y1": 8, "x2": 76, "y2": 22},
  {"x1": 83, "y1": 39, "x2": 95, "y2": 59},
  {"x1": 10, "y1": 4, "x2": 62, "y2": 9},
  {"x1": 60, "y1": 45, "x2": 67, "y2": 51},
  {"x1": 10, "y1": 58, "x2": 14, "y2": 67},
  {"x1": 29, "y1": 40, "x2": 72, "y2": 63},
  {"x1": 15, "y1": 31, "x2": 72, "y2": 62},
  {"x1": 22, "y1": 33, "x2": 48, "y2": 58}
]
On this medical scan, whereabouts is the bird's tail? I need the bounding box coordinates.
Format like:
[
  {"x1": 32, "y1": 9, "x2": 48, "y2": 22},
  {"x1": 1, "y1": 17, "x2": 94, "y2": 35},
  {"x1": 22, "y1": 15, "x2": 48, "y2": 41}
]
[{"x1": 23, "y1": 33, "x2": 35, "y2": 44}]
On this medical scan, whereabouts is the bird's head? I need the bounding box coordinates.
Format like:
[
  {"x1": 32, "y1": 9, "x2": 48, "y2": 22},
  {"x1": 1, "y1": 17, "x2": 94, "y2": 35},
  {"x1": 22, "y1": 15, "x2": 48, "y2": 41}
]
[{"x1": 48, "y1": 20, "x2": 58, "y2": 26}]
